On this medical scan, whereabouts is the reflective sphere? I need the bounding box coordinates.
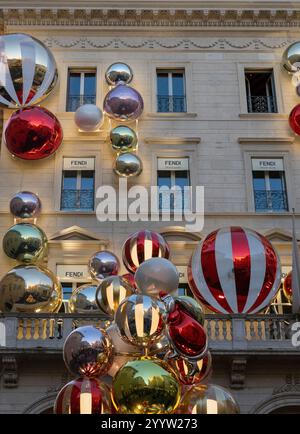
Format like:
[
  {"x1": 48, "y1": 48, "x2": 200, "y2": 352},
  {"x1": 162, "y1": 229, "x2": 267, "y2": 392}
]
[
  {"x1": 74, "y1": 104, "x2": 103, "y2": 131},
  {"x1": 188, "y1": 226, "x2": 281, "y2": 314},
  {"x1": 3, "y1": 223, "x2": 47, "y2": 263},
  {"x1": 105, "y1": 63, "x2": 133, "y2": 86},
  {"x1": 63, "y1": 326, "x2": 114, "y2": 378},
  {"x1": 179, "y1": 384, "x2": 240, "y2": 414},
  {"x1": 289, "y1": 104, "x2": 300, "y2": 135},
  {"x1": 122, "y1": 230, "x2": 170, "y2": 273},
  {"x1": 135, "y1": 258, "x2": 179, "y2": 297},
  {"x1": 0, "y1": 265, "x2": 62, "y2": 313},
  {"x1": 10, "y1": 191, "x2": 41, "y2": 219},
  {"x1": 110, "y1": 126, "x2": 137, "y2": 153},
  {"x1": 173, "y1": 295, "x2": 205, "y2": 325},
  {"x1": 96, "y1": 276, "x2": 135, "y2": 318},
  {"x1": 166, "y1": 351, "x2": 212, "y2": 386},
  {"x1": 0, "y1": 33, "x2": 58, "y2": 108},
  {"x1": 88, "y1": 250, "x2": 120, "y2": 281},
  {"x1": 282, "y1": 41, "x2": 300, "y2": 74},
  {"x1": 112, "y1": 357, "x2": 181, "y2": 414},
  {"x1": 68, "y1": 284, "x2": 100, "y2": 314},
  {"x1": 121, "y1": 272, "x2": 137, "y2": 289},
  {"x1": 5, "y1": 106, "x2": 63, "y2": 160},
  {"x1": 115, "y1": 294, "x2": 165, "y2": 347},
  {"x1": 283, "y1": 270, "x2": 292, "y2": 302},
  {"x1": 103, "y1": 84, "x2": 144, "y2": 122},
  {"x1": 114, "y1": 152, "x2": 142, "y2": 177},
  {"x1": 54, "y1": 377, "x2": 110, "y2": 414}
]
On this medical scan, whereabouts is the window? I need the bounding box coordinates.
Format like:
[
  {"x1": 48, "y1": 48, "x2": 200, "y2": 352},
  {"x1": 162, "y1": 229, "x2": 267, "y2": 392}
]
[
  {"x1": 66, "y1": 69, "x2": 96, "y2": 112},
  {"x1": 252, "y1": 158, "x2": 288, "y2": 212},
  {"x1": 177, "y1": 283, "x2": 194, "y2": 297},
  {"x1": 245, "y1": 70, "x2": 277, "y2": 113},
  {"x1": 61, "y1": 158, "x2": 95, "y2": 211},
  {"x1": 157, "y1": 69, "x2": 186, "y2": 113},
  {"x1": 157, "y1": 157, "x2": 190, "y2": 211}
]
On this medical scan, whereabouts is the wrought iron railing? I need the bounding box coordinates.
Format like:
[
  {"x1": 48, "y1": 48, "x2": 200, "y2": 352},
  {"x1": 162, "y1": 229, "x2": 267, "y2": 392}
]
[
  {"x1": 247, "y1": 95, "x2": 277, "y2": 113},
  {"x1": 66, "y1": 94, "x2": 96, "y2": 112},
  {"x1": 254, "y1": 190, "x2": 288, "y2": 212},
  {"x1": 157, "y1": 95, "x2": 187, "y2": 113},
  {"x1": 61, "y1": 189, "x2": 94, "y2": 211}
]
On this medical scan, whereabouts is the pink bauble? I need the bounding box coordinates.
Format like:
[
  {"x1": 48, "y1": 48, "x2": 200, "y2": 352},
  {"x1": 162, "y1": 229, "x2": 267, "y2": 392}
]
[{"x1": 103, "y1": 83, "x2": 144, "y2": 121}]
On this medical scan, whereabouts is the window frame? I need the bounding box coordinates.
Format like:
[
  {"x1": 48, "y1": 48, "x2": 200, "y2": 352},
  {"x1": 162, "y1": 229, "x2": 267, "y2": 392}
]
[
  {"x1": 60, "y1": 166, "x2": 95, "y2": 211},
  {"x1": 66, "y1": 68, "x2": 97, "y2": 112},
  {"x1": 156, "y1": 69, "x2": 187, "y2": 113}
]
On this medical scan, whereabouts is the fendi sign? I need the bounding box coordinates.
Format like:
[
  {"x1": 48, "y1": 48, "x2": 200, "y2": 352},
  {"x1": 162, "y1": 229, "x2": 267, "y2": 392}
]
[
  {"x1": 158, "y1": 158, "x2": 189, "y2": 171},
  {"x1": 63, "y1": 158, "x2": 95, "y2": 171},
  {"x1": 57, "y1": 265, "x2": 90, "y2": 281},
  {"x1": 251, "y1": 158, "x2": 283, "y2": 171}
]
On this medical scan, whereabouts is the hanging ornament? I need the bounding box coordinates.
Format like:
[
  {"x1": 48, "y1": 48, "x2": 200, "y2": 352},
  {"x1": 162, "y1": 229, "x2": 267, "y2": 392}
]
[
  {"x1": 5, "y1": 106, "x2": 63, "y2": 160},
  {"x1": 2, "y1": 223, "x2": 47, "y2": 263},
  {"x1": 122, "y1": 229, "x2": 170, "y2": 273},
  {"x1": 112, "y1": 357, "x2": 180, "y2": 414},
  {"x1": 166, "y1": 351, "x2": 212, "y2": 386},
  {"x1": 114, "y1": 152, "x2": 143, "y2": 177},
  {"x1": 0, "y1": 264, "x2": 62, "y2": 313},
  {"x1": 188, "y1": 226, "x2": 281, "y2": 314},
  {"x1": 74, "y1": 104, "x2": 103, "y2": 131},
  {"x1": 110, "y1": 126, "x2": 137, "y2": 153},
  {"x1": 63, "y1": 326, "x2": 114, "y2": 378},
  {"x1": 103, "y1": 84, "x2": 144, "y2": 122},
  {"x1": 179, "y1": 384, "x2": 240, "y2": 414},
  {"x1": 0, "y1": 33, "x2": 58, "y2": 108},
  {"x1": 115, "y1": 294, "x2": 165, "y2": 347},
  {"x1": 88, "y1": 250, "x2": 120, "y2": 281},
  {"x1": 289, "y1": 104, "x2": 300, "y2": 135},
  {"x1": 54, "y1": 377, "x2": 110, "y2": 414},
  {"x1": 283, "y1": 270, "x2": 292, "y2": 302},
  {"x1": 135, "y1": 257, "x2": 179, "y2": 298},
  {"x1": 173, "y1": 295, "x2": 205, "y2": 326},
  {"x1": 121, "y1": 272, "x2": 137, "y2": 289},
  {"x1": 68, "y1": 284, "x2": 100, "y2": 314},
  {"x1": 282, "y1": 41, "x2": 300, "y2": 74},
  {"x1": 9, "y1": 191, "x2": 41, "y2": 219},
  {"x1": 95, "y1": 276, "x2": 135, "y2": 318},
  {"x1": 105, "y1": 63, "x2": 133, "y2": 86}
]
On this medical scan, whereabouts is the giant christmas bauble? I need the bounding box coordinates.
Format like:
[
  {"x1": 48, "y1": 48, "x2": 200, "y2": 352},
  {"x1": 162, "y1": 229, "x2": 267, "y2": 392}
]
[
  {"x1": 96, "y1": 276, "x2": 135, "y2": 318},
  {"x1": 105, "y1": 62, "x2": 133, "y2": 86},
  {"x1": 0, "y1": 33, "x2": 58, "y2": 108},
  {"x1": 68, "y1": 284, "x2": 100, "y2": 314},
  {"x1": 74, "y1": 104, "x2": 103, "y2": 131},
  {"x1": 166, "y1": 351, "x2": 212, "y2": 386},
  {"x1": 282, "y1": 41, "x2": 300, "y2": 74},
  {"x1": 5, "y1": 106, "x2": 63, "y2": 160},
  {"x1": 9, "y1": 191, "x2": 41, "y2": 219},
  {"x1": 283, "y1": 270, "x2": 292, "y2": 302},
  {"x1": 88, "y1": 250, "x2": 120, "y2": 281},
  {"x1": 110, "y1": 125, "x2": 137, "y2": 153},
  {"x1": 0, "y1": 264, "x2": 62, "y2": 313},
  {"x1": 54, "y1": 377, "x2": 110, "y2": 414},
  {"x1": 289, "y1": 104, "x2": 300, "y2": 135},
  {"x1": 188, "y1": 227, "x2": 281, "y2": 314},
  {"x1": 103, "y1": 84, "x2": 144, "y2": 121},
  {"x1": 114, "y1": 152, "x2": 142, "y2": 178},
  {"x1": 122, "y1": 230, "x2": 170, "y2": 273}
]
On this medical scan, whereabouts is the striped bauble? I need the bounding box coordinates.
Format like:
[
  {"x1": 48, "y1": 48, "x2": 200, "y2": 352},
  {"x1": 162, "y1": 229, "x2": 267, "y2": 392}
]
[{"x1": 96, "y1": 276, "x2": 135, "y2": 317}]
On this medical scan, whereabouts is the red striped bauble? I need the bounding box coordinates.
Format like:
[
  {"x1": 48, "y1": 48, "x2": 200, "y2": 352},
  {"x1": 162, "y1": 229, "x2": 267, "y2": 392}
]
[
  {"x1": 188, "y1": 227, "x2": 281, "y2": 314},
  {"x1": 122, "y1": 230, "x2": 170, "y2": 273},
  {"x1": 54, "y1": 377, "x2": 110, "y2": 414}
]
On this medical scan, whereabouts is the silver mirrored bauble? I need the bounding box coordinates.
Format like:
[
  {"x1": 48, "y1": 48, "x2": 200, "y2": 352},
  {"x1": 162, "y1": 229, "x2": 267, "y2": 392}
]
[
  {"x1": 105, "y1": 63, "x2": 133, "y2": 86},
  {"x1": 68, "y1": 284, "x2": 100, "y2": 314},
  {"x1": 0, "y1": 33, "x2": 58, "y2": 108},
  {"x1": 0, "y1": 265, "x2": 62, "y2": 313},
  {"x1": 114, "y1": 152, "x2": 142, "y2": 177},
  {"x1": 88, "y1": 250, "x2": 120, "y2": 281},
  {"x1": 63, "y1": 325, "x2": 114, "y2": 378},
  {"x1": 9, "y1": 191, "x2": 41, "y2": 219},
  {"x1": 110, "y1": 126, "x2": 137, "y2": 153},
  {"x1": 74, "y1": 104, "x2": 103, "y2": 131},
  {"x1": 135, "y1": 257, "x2": 179, "y2": 297},
  {"x1": 282, "y1": 42, "x2": 300, "y2": 73}
]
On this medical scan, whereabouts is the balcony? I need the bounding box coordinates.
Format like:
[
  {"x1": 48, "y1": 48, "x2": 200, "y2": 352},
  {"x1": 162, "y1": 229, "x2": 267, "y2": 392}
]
[
  {"x1": 247, "y1": 95, "x2": 277, "y2": 113},
  {"x1": 61, "y1": 189, "x2": 94, "y2": 211},
  {"x1": 0, "y1": 313, "x2": 298, "y2": 355},
  {"x1": 66, "y1": 94, "x2": 96, "y2": 112},
  {"x1": 254, "y1": 190, "x2": 288, "y2": 212},
  {"x1": 157, "y1": 95, "x2": 186, "y2": 113}
]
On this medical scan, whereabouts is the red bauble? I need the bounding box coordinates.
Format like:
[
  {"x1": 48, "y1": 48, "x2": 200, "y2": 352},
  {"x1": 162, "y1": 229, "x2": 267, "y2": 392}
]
[
  {"x1": 168, "y1": 351, "x2": 212, "y2": 386},
  {"x1": 289, "y1": 104, "x2": 300, "y2": 135},
  {"x1": 5, "y1": 106, "x2": 63, "y2": 160},
  {"x1": 54, "y1": 377, "x2": 110, "y2": 414},
  {"x1": 167, "y1": 301, "x2": 208, "y2": 359},
  {"x1": 283, "y1": 271, "x2": 292, "y2": 301}
]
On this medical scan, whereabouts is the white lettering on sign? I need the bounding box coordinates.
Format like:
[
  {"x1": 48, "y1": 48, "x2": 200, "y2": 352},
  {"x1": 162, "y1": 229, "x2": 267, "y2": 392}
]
[
  {"x1": 157, "y1": 158, "x2": 189, "y2": 171},
  {"x1": 251, "y1": 158, "x2": 283, "y2": 171},
  {"x1": 63, "y1": 158, "x2": 95, "y2": 171},
  {"x1": 57, "y1": 265, "x2": 89, "y2": 281}
]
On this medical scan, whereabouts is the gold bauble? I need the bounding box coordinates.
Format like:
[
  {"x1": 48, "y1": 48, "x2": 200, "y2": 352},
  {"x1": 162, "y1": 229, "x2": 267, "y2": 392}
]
[{"x1": 96, "y1": 276, "x2": 135, "y2": 318}]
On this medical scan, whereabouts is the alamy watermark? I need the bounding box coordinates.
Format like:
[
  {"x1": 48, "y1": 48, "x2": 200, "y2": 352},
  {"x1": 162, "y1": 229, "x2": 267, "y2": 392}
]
[{"x1": 95, "y1": 179, "x2": 204, "y2": 232}]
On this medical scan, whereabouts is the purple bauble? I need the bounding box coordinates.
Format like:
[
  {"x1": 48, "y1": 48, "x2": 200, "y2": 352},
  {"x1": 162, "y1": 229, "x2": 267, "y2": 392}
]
[
  {"x1": 103, "y1": 84, "x2": 144, "y2": 122},
  {"x1": 10, "y1": 191, "x2": 42, "y2": 219}
]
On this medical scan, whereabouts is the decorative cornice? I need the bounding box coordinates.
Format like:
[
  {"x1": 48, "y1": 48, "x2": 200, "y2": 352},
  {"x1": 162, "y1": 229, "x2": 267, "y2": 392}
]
[
  {"x1": 3, "y1": 8, "x2": 300, "y2": 29},
  {"x1": 1, "y1": 356, "x2": 18, "y2": 388}
]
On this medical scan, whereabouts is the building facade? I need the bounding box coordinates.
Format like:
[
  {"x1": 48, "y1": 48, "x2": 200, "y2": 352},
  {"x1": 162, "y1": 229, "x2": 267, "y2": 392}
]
[{"x1": 1, "y1": 0, "x2": 300, "y2": 414}]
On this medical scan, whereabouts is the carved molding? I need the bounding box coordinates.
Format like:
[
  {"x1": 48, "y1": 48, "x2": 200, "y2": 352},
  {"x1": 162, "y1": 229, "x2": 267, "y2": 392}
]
[
  {"x1": 3, "y1": 8, "x2": 300, "y2": 28},
  {"x1": 1, "y1": 356, "x2": 18, "y2": 388},
  {"x1": 230, "y1": 358, "x2": 247, "y2": 389},
  {"x1": 273, "y1": 374, "x2": 300, "y2": 394}
]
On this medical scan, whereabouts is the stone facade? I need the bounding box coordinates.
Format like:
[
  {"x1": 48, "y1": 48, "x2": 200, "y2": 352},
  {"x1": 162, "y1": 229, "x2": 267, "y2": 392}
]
[{"x1": 0, "y1": 0, "x2": 300, "y2": 414}]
